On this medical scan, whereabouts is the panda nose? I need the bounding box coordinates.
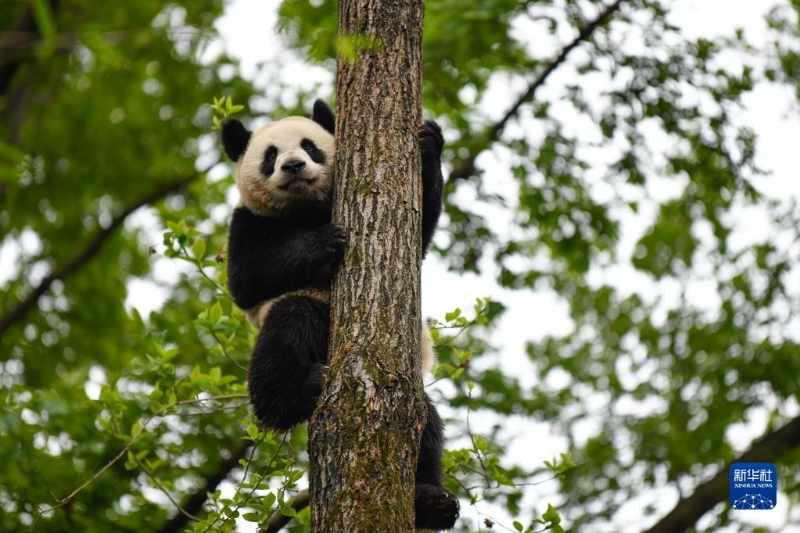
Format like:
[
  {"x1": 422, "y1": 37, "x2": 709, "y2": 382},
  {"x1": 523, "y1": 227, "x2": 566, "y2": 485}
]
[{"x1": 281, "y1": 160, "x2": 306, "y2": 174}]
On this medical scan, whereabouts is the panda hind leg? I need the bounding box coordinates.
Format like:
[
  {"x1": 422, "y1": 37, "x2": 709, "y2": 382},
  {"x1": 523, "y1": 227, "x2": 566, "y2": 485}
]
[
  {"x1": 415, "y1": 392, "x2": 460, "y2": 530},
  {"x1": 247, "y1": 295, "x2": 330, "y2": 432}
]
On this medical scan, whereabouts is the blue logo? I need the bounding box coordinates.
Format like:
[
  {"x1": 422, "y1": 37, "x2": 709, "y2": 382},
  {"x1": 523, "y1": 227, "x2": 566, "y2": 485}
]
[{"x1": 730, "y1": 463, "x2": 777, "y2": 510}]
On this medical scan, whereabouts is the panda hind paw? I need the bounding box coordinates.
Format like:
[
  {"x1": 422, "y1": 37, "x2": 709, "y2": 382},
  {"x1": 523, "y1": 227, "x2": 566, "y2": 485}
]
[{"x1": 414, "y1": 483, "x2": 459, "y2": 531}]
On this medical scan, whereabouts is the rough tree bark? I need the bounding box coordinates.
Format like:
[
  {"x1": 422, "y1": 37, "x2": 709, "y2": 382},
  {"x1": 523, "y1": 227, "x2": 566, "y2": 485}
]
[{"x1": 307, "y1": 1, "x2": 427, "y2": 531}]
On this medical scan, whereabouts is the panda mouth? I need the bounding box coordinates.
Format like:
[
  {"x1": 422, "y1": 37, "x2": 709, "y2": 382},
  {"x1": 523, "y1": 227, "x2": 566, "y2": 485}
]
[{"x1": 278, "y1": 175, "x2": 316, "y2": 191}]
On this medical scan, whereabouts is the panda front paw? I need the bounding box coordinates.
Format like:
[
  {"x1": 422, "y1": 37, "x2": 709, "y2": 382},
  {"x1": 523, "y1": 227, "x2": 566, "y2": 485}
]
[
  {"x1": 306, "y1": 364, "x2": 330, "y2": 399},
  {"x1": 418, "y1": 121, "x2": 444, "y2": 160},
  {"x1": 317, "y1": 223, "x2": 347, "y2": 263},
  {"x1": 415, "y1": 483, "x2": 459, "y2": 530}
]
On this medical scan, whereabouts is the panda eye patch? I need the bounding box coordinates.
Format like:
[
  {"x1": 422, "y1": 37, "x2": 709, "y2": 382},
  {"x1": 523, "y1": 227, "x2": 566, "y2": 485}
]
[
  {"x1": 260, "y1": 146, "x2": 279, "y2": 177},
  {"x1": 300, "y1": 139, "x2": 317, "y2": 153},
  {"x1": 301, "y1": 138, "x2": 327, "y2": 165}
]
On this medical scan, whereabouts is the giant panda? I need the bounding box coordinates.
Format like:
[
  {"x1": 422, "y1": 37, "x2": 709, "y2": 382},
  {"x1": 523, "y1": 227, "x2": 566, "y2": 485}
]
[{"x1": 221, "y1": 99, "x2": 459, "y2": 530}]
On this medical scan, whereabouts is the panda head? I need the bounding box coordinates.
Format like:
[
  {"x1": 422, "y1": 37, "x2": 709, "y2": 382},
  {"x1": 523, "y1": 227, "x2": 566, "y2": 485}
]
[{"x1": 221, "y1": 100, "x2": 336, "y2": 218}]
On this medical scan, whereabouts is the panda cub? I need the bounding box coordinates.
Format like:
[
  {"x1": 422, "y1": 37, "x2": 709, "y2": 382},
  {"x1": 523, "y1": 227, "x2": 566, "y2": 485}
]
[{"x1": 221, "y1": 100, "x2": 459, "y2": 530}]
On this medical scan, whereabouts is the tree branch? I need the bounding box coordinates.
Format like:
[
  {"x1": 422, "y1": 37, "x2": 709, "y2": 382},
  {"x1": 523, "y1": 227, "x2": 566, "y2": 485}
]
[
  {"x1": 450, "y1": 0, "x2": 627, "y2": 181},
  {"x1": 644, "y1": 415, "x2": 800, "y2": 533},
  {"x1": 0, "y1": 3, "x2": 35, "y2": 95},
  {"x1": 260, "y1": 489, "x2": 311, "y2": 533},
  {"x1": 156, "y1": 440, "x2": 252, "y2": 533},
  {"x1": 0, "y1": 0, "x2": 52, "y2": 96},
  {"x1": 0, "y1": 175, "x2": 197, "y2": 342}
]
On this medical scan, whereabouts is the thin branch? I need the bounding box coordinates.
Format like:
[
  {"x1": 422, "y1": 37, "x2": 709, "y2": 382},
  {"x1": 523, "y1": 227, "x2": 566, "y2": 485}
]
[
  {"x1": 0, "y1": 0, "x2": 61, "y2": 97},
  {"x1": 426, "y1": 300, "x2": 491, "y2": 386},
  {"x1": 135, "y1": 455, "x2": 202, "y2": 524},
  {"x1": 199, "y1": 433, "x2": 281, "y2": 533},
  {"x1": 260, "y1": 489, "x2": 311, "y2": 533},
  {"x1": 46, "y1": 423, "x2": 146, "y2": 512},
  {"x1": 41, "y1": 394, "x2": 245, "y2": 515},
  {"x1": 643, "y1": 414, "x2": 800, "y2": 533},
  {"x1": 0, "y1": 1, "x2": 66, "y2": 141},
  {"x1": 211, "y1": 329, "x2": 248, "y2": 372},
  {"x1": 176, "y1": 394, "x2": 249, "y2": 406},
  {"x1": 0, "y1": 174, "x2": 199, "y2": 342},
  {"x1": 156, "y1": 440, "x2": 252, "y2": 533},
  {"x1": 179, "y1": 243, "x2": 229, "y2": 295},
  {"x1": 450, "y1": 0, "x2": 627, "y2": 181},
  {"x1": 476, "y1": 512, "x2": 523, "y2": 533},
  {"x1": 466, "y1": 388, "x2": 491, "y2": 487}
]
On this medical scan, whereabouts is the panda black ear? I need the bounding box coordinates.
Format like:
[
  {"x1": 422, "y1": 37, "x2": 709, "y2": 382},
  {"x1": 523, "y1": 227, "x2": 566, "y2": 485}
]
[
  {"x1": 312, "y1": 99, "x2": 335, "y2": 135},
  {"x1": 221, "y1": 119, "x2": 252, "y2": 162}
]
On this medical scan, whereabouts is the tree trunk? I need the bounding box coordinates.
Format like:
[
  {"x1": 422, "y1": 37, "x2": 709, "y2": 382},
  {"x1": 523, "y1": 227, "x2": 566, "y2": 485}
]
[{"x1": 307, "y1": 1, "x2": 426, "y2": 531}]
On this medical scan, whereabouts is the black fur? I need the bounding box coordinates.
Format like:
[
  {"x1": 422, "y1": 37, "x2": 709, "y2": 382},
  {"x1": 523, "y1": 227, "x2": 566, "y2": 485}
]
[
  {"x1": 221, "y1": 119, "x2": 251, "y2": 162},
  {"x1": 312, "y1": 99, "x2": 336, "y2": 134},
  {"x1": 248, "y1": 294, "x2": 331, "y2": 431},
  {"x1": 226, "y1": 100, "x2": 457, "y2": 530},
  {"x1": 419, "y1": 120, "x2": 444, "y2": 255},
  {"x1": 301, "y1": 139, "x2": 327, "y2": 165},
  {"x1": 414, "y1": 394, "x2": 460, "y2": 529},
  {"x1": 227, "y1": 207, "x2": 343, "y2": 311},
  {"x1": 260, "y1": 146, "x2": 278, "y2": 176}
]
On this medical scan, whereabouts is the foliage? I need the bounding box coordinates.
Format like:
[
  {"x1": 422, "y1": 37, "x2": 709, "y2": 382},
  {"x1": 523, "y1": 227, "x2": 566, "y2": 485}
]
[{"x1": 3, "y1": 0, "x2": 800, "y2": 532}]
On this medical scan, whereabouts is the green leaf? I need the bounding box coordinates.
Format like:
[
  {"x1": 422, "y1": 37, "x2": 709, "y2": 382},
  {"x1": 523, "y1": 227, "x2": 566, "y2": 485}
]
[
  {"x1": 264, "y1": 492, "x2": 277, "y2": 509},
  {"x1": 280, "y1": 506, "x2": 297, "y2": 517},
  {"x1": 337, "y1": 33, "x2": 385, "y2": 62},
  {"x1": 31, "y1": 0, "x2": 57, "y2": 45},
  {"x1": 191, "y1": 238, "x2": 206, "y2": 261},
  {"x1": 445, "y1": 308, "x2": 461, "y2": 322},
  {"x1": 209, "y1": 302, "x2": 223, "y2": 323},
  {"x1": 542, "y1": 504, "x2": 561, "y2": 524}
]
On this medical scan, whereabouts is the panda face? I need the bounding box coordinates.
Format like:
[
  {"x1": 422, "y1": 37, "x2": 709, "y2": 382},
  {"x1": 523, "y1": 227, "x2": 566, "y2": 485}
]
[{"x1": 234, "y1": 117, "x2": 335, "y2": 217}]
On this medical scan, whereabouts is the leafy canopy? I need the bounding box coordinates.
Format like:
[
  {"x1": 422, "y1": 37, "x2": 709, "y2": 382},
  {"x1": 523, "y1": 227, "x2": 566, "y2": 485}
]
[{"x1": 2, "y1": 0, "x2": 800, "y2": 532}]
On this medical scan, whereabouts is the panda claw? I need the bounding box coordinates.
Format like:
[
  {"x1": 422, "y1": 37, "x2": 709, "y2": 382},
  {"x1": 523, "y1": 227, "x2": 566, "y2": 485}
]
[
  {"x1": 415, "y1": 483, "x2": 459, "y2": 530},
  {"x1": 319, "y1": 223, "x2": 347, "y2": 262},
  {"x1": 305, "y1": 363, "x2": 329, "y2": 401}
]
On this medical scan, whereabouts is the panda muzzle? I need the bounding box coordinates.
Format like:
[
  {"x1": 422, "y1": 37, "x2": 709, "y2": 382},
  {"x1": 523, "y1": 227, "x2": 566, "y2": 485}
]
[
  {"x1": 277, "y1": 174, "x2": 316, "y2": 191},
  {"x1": 281, "y1": 159, "x2": 306, "y2": 175}
]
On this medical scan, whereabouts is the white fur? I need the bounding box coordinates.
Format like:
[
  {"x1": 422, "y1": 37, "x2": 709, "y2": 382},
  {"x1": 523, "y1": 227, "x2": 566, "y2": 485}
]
[
  {"x1": 420, "y1": 321, "x2": 434, "y2": 371},
  {"x1": 236, "y1": 116, "x2": 335, "y2": 217}
]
